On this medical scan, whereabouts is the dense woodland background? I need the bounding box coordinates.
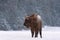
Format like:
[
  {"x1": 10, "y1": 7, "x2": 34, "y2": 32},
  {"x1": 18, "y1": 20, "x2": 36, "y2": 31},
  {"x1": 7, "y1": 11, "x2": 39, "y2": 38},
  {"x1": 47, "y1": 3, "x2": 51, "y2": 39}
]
[{"x1": 0, "y1": 0, "x2": 60, "y2": 30}]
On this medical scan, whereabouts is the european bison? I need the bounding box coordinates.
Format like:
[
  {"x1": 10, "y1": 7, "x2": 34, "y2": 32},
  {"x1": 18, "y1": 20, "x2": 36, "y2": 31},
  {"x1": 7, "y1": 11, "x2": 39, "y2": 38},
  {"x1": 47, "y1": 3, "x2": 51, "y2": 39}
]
[{"x1": 24, "y1": 14, "x2": 42, "y2": 38}]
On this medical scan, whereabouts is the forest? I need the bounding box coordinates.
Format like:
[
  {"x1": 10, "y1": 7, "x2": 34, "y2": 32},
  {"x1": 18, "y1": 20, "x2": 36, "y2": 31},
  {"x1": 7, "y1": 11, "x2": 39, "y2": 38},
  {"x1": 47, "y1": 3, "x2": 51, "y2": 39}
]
[{"x1": 0, "y1": 0, "x2": 60, "y2": 30}]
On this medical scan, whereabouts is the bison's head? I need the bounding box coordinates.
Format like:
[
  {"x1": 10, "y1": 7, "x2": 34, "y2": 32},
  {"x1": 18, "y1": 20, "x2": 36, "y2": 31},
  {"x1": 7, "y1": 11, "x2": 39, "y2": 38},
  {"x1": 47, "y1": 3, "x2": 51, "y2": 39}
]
[{"x1": 24, "y1": 16, "x2": 31, "y2": 28}]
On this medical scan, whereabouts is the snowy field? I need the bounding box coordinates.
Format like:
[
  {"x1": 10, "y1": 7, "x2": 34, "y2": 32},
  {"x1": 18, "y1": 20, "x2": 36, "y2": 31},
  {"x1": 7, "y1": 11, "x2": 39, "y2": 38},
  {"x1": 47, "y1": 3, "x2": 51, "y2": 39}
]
[{"x1": 0, "y1": 26, "x2": 60, "y2": 40}]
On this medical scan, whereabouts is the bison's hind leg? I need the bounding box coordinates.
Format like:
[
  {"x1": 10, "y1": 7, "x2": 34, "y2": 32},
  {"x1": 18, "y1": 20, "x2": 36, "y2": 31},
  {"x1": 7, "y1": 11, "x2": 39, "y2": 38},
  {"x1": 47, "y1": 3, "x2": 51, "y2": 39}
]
[
  {"x1": 40, "y1": 31, "x2": 42, "y2": 38},
  {"x1": 35, "y1": 31, "x2": 38, "y2": 38},
  {"x1": 40, "y1": 29, "x2": 42, "y2": 38},
  {"x1": 35, "y1": 29, "x2": 38, "y2": 38}
]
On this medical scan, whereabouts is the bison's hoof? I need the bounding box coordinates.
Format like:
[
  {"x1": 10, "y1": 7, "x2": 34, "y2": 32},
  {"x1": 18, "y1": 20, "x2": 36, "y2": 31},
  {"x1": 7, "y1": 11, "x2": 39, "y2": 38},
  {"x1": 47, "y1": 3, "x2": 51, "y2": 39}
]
[
  {"x1": 35, "y1": 36, "x2": 38, "y2": 38},
  {"x1": 40, "y1": 36, "x2": 42, "y2": 38}
]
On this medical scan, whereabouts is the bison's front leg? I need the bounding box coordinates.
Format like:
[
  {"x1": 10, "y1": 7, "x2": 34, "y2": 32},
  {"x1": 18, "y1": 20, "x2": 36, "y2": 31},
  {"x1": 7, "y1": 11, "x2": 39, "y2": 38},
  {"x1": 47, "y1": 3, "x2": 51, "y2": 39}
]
[{"x1": 31, "y1": 29, "x2": 34, "y2": 37}]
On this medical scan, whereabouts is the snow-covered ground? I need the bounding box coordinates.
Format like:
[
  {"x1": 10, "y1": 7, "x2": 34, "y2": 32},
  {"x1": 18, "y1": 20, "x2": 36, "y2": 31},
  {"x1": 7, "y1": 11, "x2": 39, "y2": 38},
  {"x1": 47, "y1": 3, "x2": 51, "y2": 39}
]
[{"x1": 0, "y1": 26, "x2": 60, "y2": 40}]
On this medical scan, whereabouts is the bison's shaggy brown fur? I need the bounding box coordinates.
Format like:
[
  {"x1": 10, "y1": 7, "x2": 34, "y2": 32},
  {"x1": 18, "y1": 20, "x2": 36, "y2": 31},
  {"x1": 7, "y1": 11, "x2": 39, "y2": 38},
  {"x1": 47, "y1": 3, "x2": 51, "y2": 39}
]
[{"x1": 24, "y1": 14, "x2": 42, "y2": 38}]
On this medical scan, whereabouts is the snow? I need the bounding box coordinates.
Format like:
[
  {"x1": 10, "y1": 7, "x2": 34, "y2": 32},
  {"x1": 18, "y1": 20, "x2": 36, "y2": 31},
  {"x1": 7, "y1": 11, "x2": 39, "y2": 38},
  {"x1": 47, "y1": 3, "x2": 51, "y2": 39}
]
[
  {"x1": 0, "y1": 27, "x2": 60, "y2": 40},
  {"x1": 37, "y1": 15, "x2": 41, "y2": 20}
]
